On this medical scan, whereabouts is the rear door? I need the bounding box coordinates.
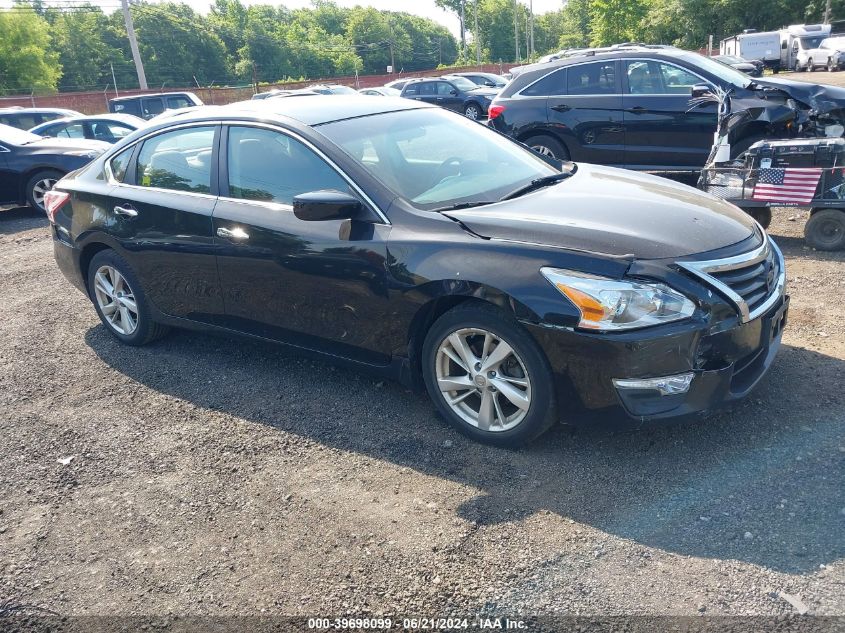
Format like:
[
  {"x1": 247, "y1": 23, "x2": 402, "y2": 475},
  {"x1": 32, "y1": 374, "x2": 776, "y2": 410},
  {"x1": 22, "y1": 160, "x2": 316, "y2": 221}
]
[
  {"x1": 546, "y1": 60, "x2": 625, "y2": 165},
  {"x1": 435, "y1": 80, "x2": 463, "y2": 112},
  {"x1": 104, "y1": 124, "x2": 224, "y2": 323},
  {"x1": 622, "y1": 59, "x2": 717, "y2": 170}
]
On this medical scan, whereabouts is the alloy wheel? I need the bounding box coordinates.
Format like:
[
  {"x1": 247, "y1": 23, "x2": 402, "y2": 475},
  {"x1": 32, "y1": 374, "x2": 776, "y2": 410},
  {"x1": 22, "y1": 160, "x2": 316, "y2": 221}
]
[
  {"x1": 31, "y1": 177, "x2": 58, "y2": 210},
  {"x1": 531, "y1": 144, "x2": 556, "y2": 157},
  {"x1": 93, "y1": 265, "x2": 139, "y2": 335},
  {"x1": 435, "y1": 327, "x2": 532, "y2": 432},
  {"x1": 465, "y1": 105, "x2": 480, "y2": 120}
]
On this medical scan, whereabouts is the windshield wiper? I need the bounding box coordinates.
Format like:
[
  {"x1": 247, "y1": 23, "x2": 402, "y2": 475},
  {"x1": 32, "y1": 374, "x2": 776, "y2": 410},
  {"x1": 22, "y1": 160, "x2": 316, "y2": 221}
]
[
  {"x1": 500, "y1": 172, "x2": 572, "y2": 201},
  {"x1": 430, "y1": 200, "x2": 494, "y2": 213}
]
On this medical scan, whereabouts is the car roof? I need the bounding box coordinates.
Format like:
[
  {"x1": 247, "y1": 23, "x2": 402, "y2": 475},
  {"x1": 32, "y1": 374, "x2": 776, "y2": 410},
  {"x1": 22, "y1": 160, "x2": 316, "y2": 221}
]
[
  {"x1": 161, "y1": 95, "x2": 431, "y2": 127},
  {"x1": 110, "y1": 91, "x2": 198, "y2": 102},
  {"x1": 0, "y1": 107, "x2": 79, "y2": 114}
]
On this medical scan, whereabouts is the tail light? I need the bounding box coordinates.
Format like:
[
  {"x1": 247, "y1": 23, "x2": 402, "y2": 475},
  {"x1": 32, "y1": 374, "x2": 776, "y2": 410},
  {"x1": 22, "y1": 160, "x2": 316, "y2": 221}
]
[
  {"x1": 488, "y1": 105, "x2": 505, "y2": 121},
  {"x1": 43, "y1": 190, "x2": 70, "y2": 223}
]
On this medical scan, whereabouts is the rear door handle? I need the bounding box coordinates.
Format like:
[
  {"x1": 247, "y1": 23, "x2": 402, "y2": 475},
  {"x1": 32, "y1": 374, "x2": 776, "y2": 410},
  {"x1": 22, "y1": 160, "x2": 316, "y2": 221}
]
[
  {"x1": 550, "y1": 104, "x2": 571, "y2": 112},
  {"x1": 114, "y1": 204, "x2": 137, "y2": 217},
  {"x1": 626, "y1": 106, "x2": 647, "y2": 114},
  {"x1": 217, "y1": 226, "x2": 249, "y2": 241}
]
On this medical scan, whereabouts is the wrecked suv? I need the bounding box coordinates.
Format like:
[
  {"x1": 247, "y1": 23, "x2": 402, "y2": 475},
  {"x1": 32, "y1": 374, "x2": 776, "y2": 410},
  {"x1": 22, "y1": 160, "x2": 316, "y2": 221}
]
[{"x1": 489, "y1": 45, "x2": 845, "y2": 171}]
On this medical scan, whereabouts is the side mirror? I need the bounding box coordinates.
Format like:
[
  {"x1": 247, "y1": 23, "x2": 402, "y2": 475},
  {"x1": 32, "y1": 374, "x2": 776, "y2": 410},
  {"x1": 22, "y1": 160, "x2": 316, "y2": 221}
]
[
  {"x1": 691, "y1": 83, "x2": 713, "y2": 99},
  {"x1": 293, "y1": 190, "x2": 367, "y2": 222},
  {"x1": 450, "y1": 89, "x2": 458, "y2": 95},
  {"x1": 484, "y1": 80, "x2": 495, "y2": 87}
]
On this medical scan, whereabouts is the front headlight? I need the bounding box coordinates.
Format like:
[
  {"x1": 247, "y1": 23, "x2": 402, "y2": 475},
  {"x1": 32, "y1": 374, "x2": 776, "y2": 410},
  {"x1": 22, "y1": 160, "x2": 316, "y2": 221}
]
[{"x1": 540, "y1": 268, "x2": 696, "y2": 331}]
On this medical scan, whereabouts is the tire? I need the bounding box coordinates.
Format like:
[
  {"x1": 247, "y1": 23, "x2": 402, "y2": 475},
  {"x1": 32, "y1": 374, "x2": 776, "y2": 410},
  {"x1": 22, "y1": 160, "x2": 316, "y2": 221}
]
[
  {"x1": 742, "y1": 207, "x2": 772, "y2": 229},
  {"x1": 808, "y1": 58, "x2": 815, "y2": 72},
  {"x1": 828, "y1": 58, "x2": 837, "y2": 72},
  {"x1": 523, "y1": 134, "x2": 570, "y2": 161},
  {"x1": 804, "y1": 209, "x2": 845, "y2": 251},
  {"x1": 87, "y1": 249, "x2": 169, "y2": 345},
  {"x1": 25, "y1": 169, "x2": 63, "y2": 213},
  {"x1": 730, "y1": 134, "x2": 768, "y2": 160},
  {"x1": 794, "y1": 60, "x2": 803, "y2": 72},
  {"x1": 421, "y1": 302, "x2": 557, "y2": 447},
  {"x1": 464, "y1": 103, "x2": 481, "y2": 120}
]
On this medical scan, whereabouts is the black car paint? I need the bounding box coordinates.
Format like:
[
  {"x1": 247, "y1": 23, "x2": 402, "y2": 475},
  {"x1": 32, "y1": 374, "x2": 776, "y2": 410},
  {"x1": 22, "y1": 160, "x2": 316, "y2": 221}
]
[
  {"x1": 400, "y1": 79, "x2": 498, "y2": 116},
  {"x1": 50, "y1": 99, "x2": 785, "y2": 426},
  {"x1": 490, "y1": 49, "x2": 845, "y2": 171},
  {"x1": 0, "y1": 135, "x2": 105, "y2": 207}
]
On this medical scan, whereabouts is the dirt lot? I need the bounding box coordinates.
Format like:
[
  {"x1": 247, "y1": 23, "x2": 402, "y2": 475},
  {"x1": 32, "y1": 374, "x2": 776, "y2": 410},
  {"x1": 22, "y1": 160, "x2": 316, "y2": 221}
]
[{"x1": 0, "y1": 201, "x2": 843, "y2": 624}]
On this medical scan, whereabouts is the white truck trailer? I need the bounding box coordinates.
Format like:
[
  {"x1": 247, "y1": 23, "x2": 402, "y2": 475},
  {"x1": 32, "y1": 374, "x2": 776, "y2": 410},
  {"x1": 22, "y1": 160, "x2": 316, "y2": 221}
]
[{"x1": 720, "y1": 31, "x2": 782, "y2": 71}]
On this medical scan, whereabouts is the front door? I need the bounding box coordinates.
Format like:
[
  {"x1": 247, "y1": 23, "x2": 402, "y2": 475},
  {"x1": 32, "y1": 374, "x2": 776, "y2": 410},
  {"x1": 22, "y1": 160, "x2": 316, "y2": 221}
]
[
  {"x1": 622, "y1": 59, "x2": 717, "y2": 170},
  {"x1": 435, "y1": 81, "x2": 464, "y2": 112},
  {"x1": 212, "y1": 124, "x2": 392, "y2": 364},
  {"x1": 105, "y1": 124, "x2": 224, "y2": 323},
  {"x1": 0, "y1": 145, "x2": 13, "y2": 204}
]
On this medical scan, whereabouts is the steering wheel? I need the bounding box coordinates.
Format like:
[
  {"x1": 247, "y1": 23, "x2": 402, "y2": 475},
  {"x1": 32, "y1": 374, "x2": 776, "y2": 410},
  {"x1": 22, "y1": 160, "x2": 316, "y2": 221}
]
[{"x1": 434, "y1": 156, "x2": 465, "y2": 182}]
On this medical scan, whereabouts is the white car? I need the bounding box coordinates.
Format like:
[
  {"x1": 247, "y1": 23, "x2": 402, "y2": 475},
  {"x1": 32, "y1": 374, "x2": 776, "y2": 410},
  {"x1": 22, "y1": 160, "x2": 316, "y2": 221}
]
[{"x1": 794, "y1": 36, "x2": 845, "y2": 71}]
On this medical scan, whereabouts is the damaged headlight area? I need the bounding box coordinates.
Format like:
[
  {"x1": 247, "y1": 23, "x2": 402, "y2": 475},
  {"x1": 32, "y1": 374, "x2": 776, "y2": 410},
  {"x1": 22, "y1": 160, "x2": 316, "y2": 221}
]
[{"x1": 540, "y1": 268, "x2": 696, "y2": 331}]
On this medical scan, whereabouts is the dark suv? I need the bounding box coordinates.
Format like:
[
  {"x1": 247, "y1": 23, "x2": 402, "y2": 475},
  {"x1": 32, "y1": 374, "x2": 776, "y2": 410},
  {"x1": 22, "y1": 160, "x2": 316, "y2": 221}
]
[
  {"x1": 109, "y1": 92, "x2": 203, "y2": 120},
  {"x1": 401, "y1": 76, "x2": 498, "y2": 120},
  {"x1": 489, "y1": 45, "x2": 845, "y2": 171}
]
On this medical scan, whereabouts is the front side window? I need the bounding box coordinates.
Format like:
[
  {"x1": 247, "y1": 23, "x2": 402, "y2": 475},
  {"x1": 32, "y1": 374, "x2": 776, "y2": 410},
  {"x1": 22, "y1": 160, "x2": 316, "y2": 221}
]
[
  {"x1": 436, "y1": 82, "x2": 454, "y2": 96},
  {"x1": 419, "y1": 82, "x2": 436, "y2": 96},
  {"x1": 136, "y1": 126, "x2": 215, "y2": 193},
  {"x1": 143, "y1": 98, "x2": 165, "y2": 117},
  {"x1": 167, "y1": 96, "x2": 192, "y2": 109},
  {"x1": 226, "y1": 126, "x2": 349, "y2": 205},
  {"x1": 567, "y1": 61, "x2": 616, "y2": 95},
  {"x1": 57, "y1": 123, "x2": 85, "y2": 139},
  {"x1": 626, "y1": 60, "x2": 702, "y2": 95},
  {"x1": 92, "y1": 122, "x2": 134, "y2": 142}
]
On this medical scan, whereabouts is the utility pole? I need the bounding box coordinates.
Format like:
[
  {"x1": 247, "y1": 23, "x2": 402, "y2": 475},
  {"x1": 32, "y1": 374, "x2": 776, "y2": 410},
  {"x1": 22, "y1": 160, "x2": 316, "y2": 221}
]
[
  {"x1": 529, "y1": 0, "x2": 534, "y2": 59},
  {"x1": 120, "y1": 0, "x2": 147, "y2": 90},
  {"x1": 513, "y1": 0, "x2": 520, "y2": 63},
  {"x1": 824, "y1": 0, "x2": 832, "y2": 23},
  {"x1": 110, "y1": 62, "x2": 119, "y2": 97},
  {"x1": 474, "y1": 0, "x2": 481, "y2": 65},
  {"x1": 388, "y1": 20, "x2": 395, "y2": 73},
  {"x1": 460, "y1": 0, "x2": 466, "y2": 57},
  {"x1": 438, "y1": 38, "x2": 442, "y2": 66}
]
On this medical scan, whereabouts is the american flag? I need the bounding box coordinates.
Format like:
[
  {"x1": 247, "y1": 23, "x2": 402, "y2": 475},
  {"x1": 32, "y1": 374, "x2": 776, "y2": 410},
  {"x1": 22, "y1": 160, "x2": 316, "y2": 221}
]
[{"x1": 752, "y1": 167, "x2": 823, "y2": 204}]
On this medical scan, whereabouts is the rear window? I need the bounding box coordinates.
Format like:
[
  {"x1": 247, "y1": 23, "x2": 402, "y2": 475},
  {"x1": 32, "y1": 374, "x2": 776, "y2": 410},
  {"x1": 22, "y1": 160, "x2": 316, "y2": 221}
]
[{"x1": 521, "y1": 68, "x2": 567, "y2": 96}]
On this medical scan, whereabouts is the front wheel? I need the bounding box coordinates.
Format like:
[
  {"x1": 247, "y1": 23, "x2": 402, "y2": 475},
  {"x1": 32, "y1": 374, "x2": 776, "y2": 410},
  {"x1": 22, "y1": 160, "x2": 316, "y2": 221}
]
[
  {"x1": 464, "y1": 103, "x2": 481, "y2": 120},
  {"x1": 808, "y1": 58, "x2": 815, "y2": 72},
  {"x1": 828, "y1": 58, "x2": 837, "y2": 72},
  {"x1": 87, "y1": 249, "x2": 169, "y2": 345},
  {"x1": 422, "y1": 303, "x2": 557, "y2": 447},
  {"x1": 25, "y1": 169, "x2": 63, "y2": 213},
  {"x1": 805, "y1": 209, "x2": 845, "y2": 251}
]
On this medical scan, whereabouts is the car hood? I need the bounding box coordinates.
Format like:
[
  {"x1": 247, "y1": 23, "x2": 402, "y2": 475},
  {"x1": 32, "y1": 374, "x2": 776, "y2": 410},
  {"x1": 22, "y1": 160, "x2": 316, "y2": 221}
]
[
  {"x1": 26, "y1": 137, "x2": 110, "y2": 153},
  {"x1": 751, "y1": 77, "x2": 845, "y2": 119},
  {"x1": 467, "y1": 87, "x2": 499, "y2": 98},
  {"x1": 444, "y1": 164, "x2": 758, "y2": 260}
]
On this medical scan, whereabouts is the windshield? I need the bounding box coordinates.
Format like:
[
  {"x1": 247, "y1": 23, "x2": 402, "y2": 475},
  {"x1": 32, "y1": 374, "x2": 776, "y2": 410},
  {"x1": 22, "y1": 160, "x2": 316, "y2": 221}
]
[
  {"x1": 318, "y1": 108, "x2": 558, "y2": 210},
  {"x1": 799, "y1": 36, "x2": 825, "y2": 49},
  {"x1": 0, "y1": 123, "x2": 41, "y2": 145},
  {"x1": 678, "y1": 51, "x2": 753, "y2": 89},
  {"x1": 448, "y1": 76, "x2": 479, "y2": 91}
]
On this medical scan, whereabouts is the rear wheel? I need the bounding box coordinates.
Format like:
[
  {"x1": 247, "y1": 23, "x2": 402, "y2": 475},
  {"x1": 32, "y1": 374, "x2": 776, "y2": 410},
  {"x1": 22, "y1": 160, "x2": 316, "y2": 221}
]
[
  {"x1": 464, "y1": 103, "x2": 482, "y2": 120},
  {"x1": 87, "y1": 249, "x2": 169, "y2": 345},
  {"x1": 808, "y1": 58, "x2": 815, "y2": 72},
  {"x1": 828, "y1": 58, "x2": 837, "y2": 72},
  {"x1": 25, "y1": 169, "x2": 63, "y2": 213},
  {"x1": 805, "y1": 209, "x2": 845, "y2": 251},
  {"x1": 421, "y1": 303, "x2": 557, "y2": 447},
  {"x1": 523, "y1": 134, "x2": 569, "y2": 161}
]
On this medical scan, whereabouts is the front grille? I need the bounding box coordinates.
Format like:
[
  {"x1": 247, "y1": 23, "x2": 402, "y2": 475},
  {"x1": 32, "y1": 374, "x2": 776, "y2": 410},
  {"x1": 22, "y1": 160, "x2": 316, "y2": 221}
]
[
  {"x1": 709, "y1": 248, "x2": 780, "y2": 316},
  {"x1": 678, "y1": 233, "x2": 785, "y2": 323}
]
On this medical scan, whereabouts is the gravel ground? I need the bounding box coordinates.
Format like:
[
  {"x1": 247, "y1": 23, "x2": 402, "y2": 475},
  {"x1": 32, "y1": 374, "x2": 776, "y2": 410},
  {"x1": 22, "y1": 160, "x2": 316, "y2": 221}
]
[{"x1": 0, "y1": 204, "x2": 843, "y2": 623}]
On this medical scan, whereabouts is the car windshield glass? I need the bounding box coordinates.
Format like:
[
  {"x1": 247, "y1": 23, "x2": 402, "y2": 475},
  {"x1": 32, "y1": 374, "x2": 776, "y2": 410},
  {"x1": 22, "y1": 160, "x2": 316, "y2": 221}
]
[
  {"x1": 678, "y1": 51, "x2": 752, "y2": 89},
  {"x1": 330, "y1": 85, "x2": 357, "y2": 94},
  {"x1": 318, "y1": 108, "x2": 559, "y2": 211},
  {"x1": 800, "y1": 36, "x2": 826, "y2": 49},
  {"x1": 448, "y1": 76, "x2": 478, "y2": 91},
  {"x1": 0, "y1": 122, "x2": 41, "y2": 144}
]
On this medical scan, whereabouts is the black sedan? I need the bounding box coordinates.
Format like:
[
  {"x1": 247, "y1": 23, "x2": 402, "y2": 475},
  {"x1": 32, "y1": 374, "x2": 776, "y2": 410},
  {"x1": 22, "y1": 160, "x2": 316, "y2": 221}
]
[
  {"x1": 29, "y1": 113, "x2": 145, "y2": 143},
  {"x1": 401, "y1": 76, "x2": 498, "y2": 120},
  {"x1": 48, "y1": 98, "x2": 787, "y2": 446},
  {"x1": 0, "y1": 124, "x2": 108, "y2": 212}
]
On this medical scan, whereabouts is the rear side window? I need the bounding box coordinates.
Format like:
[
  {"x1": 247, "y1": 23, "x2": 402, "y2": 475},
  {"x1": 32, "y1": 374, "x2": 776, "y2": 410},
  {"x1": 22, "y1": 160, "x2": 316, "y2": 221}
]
[
  {"x1": 109, "y1": 147, "x2": 133, "y2": 182},
  {"x1": 167, "y1": 96, "x2": 192, "y2": 109},
  {"x1": 136, "y1": 126, "x2": 215, "y2": 193},
  {"x1": 113, "y1": 100, "x2": 142, "y2": 116},
  {"x1": 419, "y1": 82, "x2": 436, "y2": 96},
  {"x1": 436, "y1": 82, "x2": 454, "y2": 96},
  {"x1": 403, "y1": 84, "x2": 419, "y2": 96},
  {"x1": 567, "y1": 61, "x2": 616, "y2": 95},
  {"x1": 226, "y1": 126, "x2": 349, "y2": 205},
  {"x1": 56, "y1": 123, "x2": 85, "y2": 139},
  {"x1": 521, "y1": 68, "x2": 567, "y2": 96},
  {"x1": 142, "y1": 98, "x2": 165, "y2": 117}
]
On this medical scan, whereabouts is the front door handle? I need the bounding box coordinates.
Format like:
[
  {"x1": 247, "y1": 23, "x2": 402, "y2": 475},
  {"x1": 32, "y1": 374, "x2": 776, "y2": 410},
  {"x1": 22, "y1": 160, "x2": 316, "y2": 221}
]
[
  {"x1": 114, "y1": 204, "x2": 137, "y2": 217},
  {"x1": 626, "y1": 106, "x2": 647, "y2": 114},
  {"x1": 551, "y1": 104, "x2": 571, "y2": 112},
  {"x1": 217, "y1": 226, "x2": 249, "y2": 241}
]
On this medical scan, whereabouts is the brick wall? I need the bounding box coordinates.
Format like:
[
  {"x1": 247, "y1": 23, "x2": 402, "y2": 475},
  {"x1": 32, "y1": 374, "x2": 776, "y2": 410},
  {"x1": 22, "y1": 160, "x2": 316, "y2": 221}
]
[{"x1": 0, "y1": 63, "x2": 518, "y2": 115}]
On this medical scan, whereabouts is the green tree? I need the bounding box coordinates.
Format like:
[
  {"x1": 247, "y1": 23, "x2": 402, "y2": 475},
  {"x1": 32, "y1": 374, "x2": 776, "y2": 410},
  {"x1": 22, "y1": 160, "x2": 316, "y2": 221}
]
[
  {"x1": 589, "y1": 0, "x2": 648, "y2": 46},
  {"x1": 0, "y1": 7, "x2": 60, "y2": 93},
  {"x1": 50, "y1": 7, "x2": 124, "y2": 91}
]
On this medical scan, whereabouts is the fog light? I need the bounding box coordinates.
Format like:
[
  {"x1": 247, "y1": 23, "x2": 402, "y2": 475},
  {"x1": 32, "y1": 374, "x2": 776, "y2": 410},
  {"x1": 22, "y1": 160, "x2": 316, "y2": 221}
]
[{"x1": 613, "y1": 372, "x2": 694, "y2": 396}]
